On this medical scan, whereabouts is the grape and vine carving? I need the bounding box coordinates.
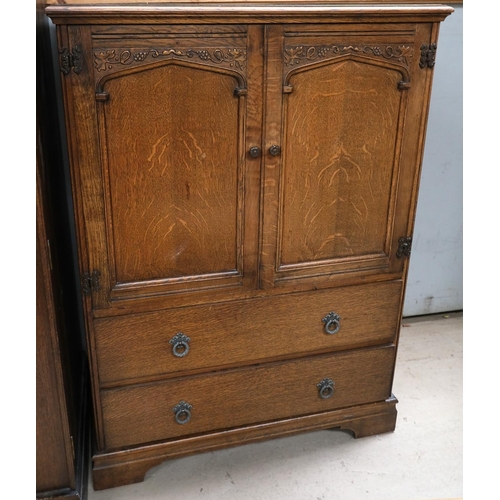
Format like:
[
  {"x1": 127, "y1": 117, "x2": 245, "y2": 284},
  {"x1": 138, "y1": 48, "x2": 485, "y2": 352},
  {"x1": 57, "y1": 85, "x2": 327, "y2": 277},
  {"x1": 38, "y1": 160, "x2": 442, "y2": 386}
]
[
  {"x1": 94, "y1": 47, "x2": 247, "y2": 72},
  {"x1": 284, "y1": 44, "x2": 413, "y2": 68}
]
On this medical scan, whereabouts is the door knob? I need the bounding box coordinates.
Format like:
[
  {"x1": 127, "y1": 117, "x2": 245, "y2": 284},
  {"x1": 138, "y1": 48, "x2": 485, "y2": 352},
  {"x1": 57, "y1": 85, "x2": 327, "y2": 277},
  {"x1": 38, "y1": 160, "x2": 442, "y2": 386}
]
[
  {"x1": 269, "y1": 145, "x2": 281, "y2": 156},
  {"x1": 249, "y1": 146, "x2": 261, "y2": 158}
]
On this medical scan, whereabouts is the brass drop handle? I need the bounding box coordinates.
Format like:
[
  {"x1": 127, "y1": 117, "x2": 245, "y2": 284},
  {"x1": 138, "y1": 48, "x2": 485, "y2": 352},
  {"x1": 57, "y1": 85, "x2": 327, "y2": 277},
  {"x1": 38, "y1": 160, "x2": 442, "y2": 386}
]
[
  {"x1": 269, "y1": 145, "x2": 281, "y2": 156},
  {"x1": 169, "y1": 332, "x2": 190, "y2": 358},
  {"x1": 249, "y1": 146, "x2": 261, "y2": 158},
  {"x1": 322, "y1": 311, "x2": 341, "y2": 335},
  {"x1": 172, "y1": 401, "x2": 193, "y2": 425},
  {"x1": 317, "y1": 378, "x2": 335, "y2": 399}
]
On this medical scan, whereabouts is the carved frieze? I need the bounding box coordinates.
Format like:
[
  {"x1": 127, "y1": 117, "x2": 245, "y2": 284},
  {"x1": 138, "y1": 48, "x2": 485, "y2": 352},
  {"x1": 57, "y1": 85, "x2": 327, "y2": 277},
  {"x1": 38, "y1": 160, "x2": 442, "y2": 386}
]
[
  {"x1": 93, "y1": 47, "x2": 247, "y2": 73},
  {"x1": 282, "y1": 43, "x2": 413, "y2": 91},
  {"x1": 284, "y1": 44, "x2": 413, "y2": 69}
]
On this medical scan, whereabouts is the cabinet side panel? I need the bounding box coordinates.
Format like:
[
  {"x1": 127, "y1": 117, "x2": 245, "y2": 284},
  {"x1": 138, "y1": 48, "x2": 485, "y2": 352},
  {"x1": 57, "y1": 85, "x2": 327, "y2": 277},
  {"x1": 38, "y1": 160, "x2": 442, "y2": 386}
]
[{"x1": 36, "y1": 165, "x2": 74, "y2": 493}]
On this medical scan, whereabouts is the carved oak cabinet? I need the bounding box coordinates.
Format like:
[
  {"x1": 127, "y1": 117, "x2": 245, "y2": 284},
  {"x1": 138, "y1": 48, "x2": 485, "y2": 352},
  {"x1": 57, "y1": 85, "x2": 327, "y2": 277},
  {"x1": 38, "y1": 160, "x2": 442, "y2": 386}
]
[{"x1": 46, "y1": 0, "x2": 452, "y2": 490}]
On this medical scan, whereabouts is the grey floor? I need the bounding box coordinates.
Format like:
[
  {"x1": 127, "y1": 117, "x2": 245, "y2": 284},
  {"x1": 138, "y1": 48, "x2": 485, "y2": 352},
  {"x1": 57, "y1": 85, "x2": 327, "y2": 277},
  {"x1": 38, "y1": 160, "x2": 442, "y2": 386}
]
[{"x1": 88, "y1": 312, "x2": 463, "y2": 500}]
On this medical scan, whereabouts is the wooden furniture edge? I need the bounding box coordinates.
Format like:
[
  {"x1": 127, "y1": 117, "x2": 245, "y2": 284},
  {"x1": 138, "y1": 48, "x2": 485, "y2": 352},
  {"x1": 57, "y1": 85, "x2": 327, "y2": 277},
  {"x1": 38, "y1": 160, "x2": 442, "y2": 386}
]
[{"x1": 36, "y1": 361, "x2": 90, "y2": 500}]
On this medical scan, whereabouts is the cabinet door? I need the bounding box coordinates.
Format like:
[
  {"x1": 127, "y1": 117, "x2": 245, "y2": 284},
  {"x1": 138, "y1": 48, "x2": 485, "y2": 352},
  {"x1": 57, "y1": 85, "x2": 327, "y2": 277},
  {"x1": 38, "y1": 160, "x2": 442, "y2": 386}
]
[
  {"x1": 62, "y1": 25, "x2": 263, "y2": 311},
  {"x1": 261, "y1": 24, "x2": 431, "y2": 289}
]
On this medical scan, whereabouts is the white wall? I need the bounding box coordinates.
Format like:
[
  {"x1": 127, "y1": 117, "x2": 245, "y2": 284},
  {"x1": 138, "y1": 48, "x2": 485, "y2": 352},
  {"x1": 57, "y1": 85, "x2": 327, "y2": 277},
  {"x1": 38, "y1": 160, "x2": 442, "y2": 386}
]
[{"x1": 403, "y1": 5, "x2": 463, "y2": 316}]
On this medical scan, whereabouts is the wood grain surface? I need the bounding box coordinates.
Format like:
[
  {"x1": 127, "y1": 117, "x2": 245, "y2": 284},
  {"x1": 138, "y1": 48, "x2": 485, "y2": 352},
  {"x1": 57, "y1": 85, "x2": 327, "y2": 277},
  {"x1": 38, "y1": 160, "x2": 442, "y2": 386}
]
[
  {"x1": 103, "y1": 65, "x2": 240, "y2": 282},
  {"x1": 95, "y1": 280, "x2": 402, "y2": 385},
  {"x1": 101, "y1": 345, "x2": 395, "y2": 448},
  {"x1": 281, "y1": 61, "x2": 401, "y2": 264}
]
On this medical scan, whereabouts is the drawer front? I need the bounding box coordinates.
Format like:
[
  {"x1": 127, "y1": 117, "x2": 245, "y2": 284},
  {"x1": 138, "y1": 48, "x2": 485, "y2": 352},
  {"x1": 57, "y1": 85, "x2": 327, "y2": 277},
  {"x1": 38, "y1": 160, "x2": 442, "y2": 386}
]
[
  {"x1": 101, "y1": 345, "x2": 395, "y2": 449},
  {"x1": 101, "y1": 347, "x2": 395, "y2": 449},
  {"x1": 95, "y1": 281, "x2": 402, "y2": 385}
]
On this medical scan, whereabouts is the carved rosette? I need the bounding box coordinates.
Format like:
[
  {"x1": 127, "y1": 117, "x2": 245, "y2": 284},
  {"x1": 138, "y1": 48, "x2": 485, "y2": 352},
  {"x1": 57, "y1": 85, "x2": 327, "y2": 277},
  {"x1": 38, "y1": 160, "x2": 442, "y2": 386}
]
[
  {"x1": 284, "y1": 44, "x2": 413, "y2": 69},
  {"x1": 94, "y1": 47, "x2": 247, "y2": 73}
]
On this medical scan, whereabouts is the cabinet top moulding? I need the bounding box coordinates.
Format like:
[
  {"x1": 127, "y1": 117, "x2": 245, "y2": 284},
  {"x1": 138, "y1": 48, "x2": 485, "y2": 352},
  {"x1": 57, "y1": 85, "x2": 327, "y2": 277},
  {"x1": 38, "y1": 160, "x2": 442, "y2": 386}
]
[
  {"x1": 46, "y1": 2, "x2": 454, "y2": 25},
  {"x1": 45, "y1": 1, "x2": 463, "y2": 5}
]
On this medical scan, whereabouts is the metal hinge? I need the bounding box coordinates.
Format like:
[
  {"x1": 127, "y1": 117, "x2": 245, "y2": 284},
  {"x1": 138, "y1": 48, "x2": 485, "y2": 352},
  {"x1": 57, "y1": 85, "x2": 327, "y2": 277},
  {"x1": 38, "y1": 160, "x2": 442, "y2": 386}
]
[
  {"x1": 60, "y1": 45, "x2": 83, "y2": 75},
  {"x1": 419, "y1": 43, "x2": 437, "y2": 69},
  {"x1": 396, "y1": 237, "x2": 412, "y2": 259},
  {"x1": 81, "y1": 270, "x2": 101, "y2": 295}
]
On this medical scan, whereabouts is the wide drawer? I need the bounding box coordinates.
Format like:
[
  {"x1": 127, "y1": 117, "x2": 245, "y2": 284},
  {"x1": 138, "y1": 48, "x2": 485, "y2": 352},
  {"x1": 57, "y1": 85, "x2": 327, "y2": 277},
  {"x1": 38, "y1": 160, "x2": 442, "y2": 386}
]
[
  {"x1": 101, "y1": 345, "x2": 395, "y2": 449},
  {"x1": 95, "y1": 281, "x2": 402, "y2": 385}
]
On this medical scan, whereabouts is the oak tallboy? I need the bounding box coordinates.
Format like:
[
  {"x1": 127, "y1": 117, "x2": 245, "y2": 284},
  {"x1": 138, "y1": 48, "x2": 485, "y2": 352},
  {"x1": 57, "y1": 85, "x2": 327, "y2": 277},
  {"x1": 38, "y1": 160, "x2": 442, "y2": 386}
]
[{"x1": 46, "y1": 1, "x2": 453, "y2": 490}]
